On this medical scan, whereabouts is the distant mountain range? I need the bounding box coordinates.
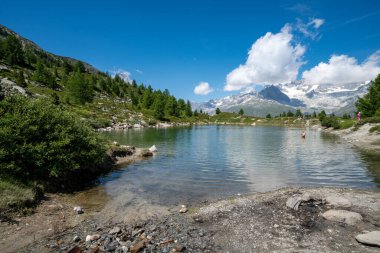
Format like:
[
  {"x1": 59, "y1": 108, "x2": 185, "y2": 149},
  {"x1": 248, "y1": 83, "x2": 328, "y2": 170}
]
[{"x1": 192, "y1": 80, "x2": 370, "y2": 117}]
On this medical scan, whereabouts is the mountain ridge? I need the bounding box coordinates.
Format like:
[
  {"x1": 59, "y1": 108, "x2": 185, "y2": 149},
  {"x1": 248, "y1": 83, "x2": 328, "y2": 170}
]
[{"x1": 192, "y1": 80, "x2": 370, "y2": 117}]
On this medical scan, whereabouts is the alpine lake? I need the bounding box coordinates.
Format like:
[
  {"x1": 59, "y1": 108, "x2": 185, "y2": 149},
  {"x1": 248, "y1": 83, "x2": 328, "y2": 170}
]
[{"x1": 72, "y1": 125, "x2": 380, "y2": 221}]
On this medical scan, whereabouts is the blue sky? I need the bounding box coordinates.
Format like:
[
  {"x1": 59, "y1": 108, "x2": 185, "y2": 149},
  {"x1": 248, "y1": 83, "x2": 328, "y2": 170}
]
[{"x1": 1, "y1": 0, "x2": 380, "y2": 101}]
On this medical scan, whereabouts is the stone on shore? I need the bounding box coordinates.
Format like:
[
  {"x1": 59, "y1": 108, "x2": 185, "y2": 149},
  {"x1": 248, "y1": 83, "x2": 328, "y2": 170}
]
[
  {"x1": 322, "y1": 210, "x2": 362, "y2": 225},
  {"x1": 109, "y1": 226, "x2": 121, "y2": 234},
  {"x1": 72, "y1": 235, "x2": 81, "y2": 242},
  {"x1": 73, "y1": 206, "x2": 84, "y2": 214},
  {"x1": 326, "y1": 196, "x2": 352, "y2": 208},
  {"x1": 355, "y1": 231, "x2": 380, "y2": 247},
  {"x1": 130, "y1": 240, "x2": 146, "y2": 253},
  {"x1": 286, "y1": 195, "x2": 302, "y2": 210},
  {"x1": 85, "y1": 234, "x2": 100, "y2": 242},
  {"x1": 179, "y1": 205, "x2": 188, "y2": 213}
]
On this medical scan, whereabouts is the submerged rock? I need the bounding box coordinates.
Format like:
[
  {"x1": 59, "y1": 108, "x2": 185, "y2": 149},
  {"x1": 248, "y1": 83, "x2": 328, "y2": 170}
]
[{"x1": 322, "y1": 210, "x2": 362, "y2": 225}]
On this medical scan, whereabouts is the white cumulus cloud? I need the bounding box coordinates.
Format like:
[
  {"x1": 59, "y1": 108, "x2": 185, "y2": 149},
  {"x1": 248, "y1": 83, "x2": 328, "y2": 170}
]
[
  {"x1": 224, "y1": 25, "x2": 306, "y2": 91},
  {"x1": 194, "y1": 82, "x2": 214, "y2": 95},
  {"x1": 302, "y1": 50, "x2": 380, "y2": 85},
  {"x1": 110, "y1": 69, "x2": 131, "y2": 82}
]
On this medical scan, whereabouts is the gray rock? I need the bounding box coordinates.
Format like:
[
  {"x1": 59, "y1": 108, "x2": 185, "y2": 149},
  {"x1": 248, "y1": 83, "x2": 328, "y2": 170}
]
[
  {"x1": 179, "y1": 205, "x2": 188, "y2": 213},
  {"x1": 173, "y1": 244, "x2": 185, "y2": 252},
  {"x1": 121, "y1": 246, "x2": 129, "y2": 253},
  {"x1": 85, "y1": 234, "x2": 101, "y2": 242},
  {"x1": 104, "y1": 241, "x2": 118, "y2": 251},
  {"x1": 73, "y1": 206, "x2": 84, "y2": 214},
  {"x1": 109, "y1": 226, "x2": 121, "y2": 234},
  {"x1": 286, "y1": 195, "x2": 302, "y2": 210},
  {"x1": 355, "y1": 231, "x2": 380, "y2": 247},
  {"x1": 326, "y1": 196, "x2": 352, "y2": 208},
  {"x1": 322, "y1": 210, "x2": 362, "y2": 225}
]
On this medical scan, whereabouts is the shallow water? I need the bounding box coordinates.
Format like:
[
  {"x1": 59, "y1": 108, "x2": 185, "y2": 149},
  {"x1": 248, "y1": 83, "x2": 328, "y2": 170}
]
[{"x1": 74, "y1": 126, "x2": 380, "y2": 220}]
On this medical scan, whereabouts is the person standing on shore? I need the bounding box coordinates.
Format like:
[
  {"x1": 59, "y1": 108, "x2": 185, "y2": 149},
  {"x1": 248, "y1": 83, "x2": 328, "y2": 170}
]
[{"x1": 357, "y1": 111, "x2": 362, "y2": 122}]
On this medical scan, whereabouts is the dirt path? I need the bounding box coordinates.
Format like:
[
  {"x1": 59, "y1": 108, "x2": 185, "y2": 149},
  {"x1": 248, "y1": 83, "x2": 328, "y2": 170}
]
[{"x1": 0, "y1": 194, "x2": 86, "y2": 253}]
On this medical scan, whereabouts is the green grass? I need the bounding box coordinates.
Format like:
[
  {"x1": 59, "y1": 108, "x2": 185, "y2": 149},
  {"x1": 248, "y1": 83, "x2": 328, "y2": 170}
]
[
  {"x1": 0, "y1": 179, "x2": 40, "y2": 215},
  {"x1": 338, "y1": 119, "x2": 356, "y2": 129}
]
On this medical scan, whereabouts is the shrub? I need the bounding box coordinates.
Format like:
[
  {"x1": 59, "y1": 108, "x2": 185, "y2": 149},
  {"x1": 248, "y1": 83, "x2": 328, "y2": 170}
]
[
  {"x1": 321, "y1": 117, "x2": 340, "y2": 129},
  {"x1": 369, "y1": 125, "x2": 380, "y2": 134},
  {"x1": 0, "y1": 96, "x2": 106, "y2": 188}
]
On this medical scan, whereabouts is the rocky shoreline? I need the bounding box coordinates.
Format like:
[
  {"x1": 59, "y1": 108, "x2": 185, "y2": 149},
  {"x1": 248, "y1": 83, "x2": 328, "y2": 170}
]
[
  {"x1": 323, "y1": 123, "x2": 380, "y2": 152},
  {"x1": 13, "y1": 187, "x2": 380, "y2": 253},
  {"x1": 97, "y1": 121, "x2": 193, "y2": 132}
]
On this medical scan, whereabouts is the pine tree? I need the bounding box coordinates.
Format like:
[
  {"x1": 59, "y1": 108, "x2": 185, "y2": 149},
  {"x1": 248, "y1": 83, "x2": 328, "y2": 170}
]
[
  {"x1": 3, "y1": 35, "x2": 24, "y2": 65},
  {"x1": 295, "y1": 109, "x2": 302, "y2": 117},
  {"x1": 266, "y1": 113, "x2": 272, "y2": 118},
  {"x1": 177, "y1": 99, "x2": 186, "y2": 117},
  {"x1": 142, "y1": 89, "x2": 153, "y2": 109},
  {"x1": 66, "y1": 72, "x2": 94, "y2": 104},
  {"x1": 216, "y1": 108, "x2": 221, "y2": 114},
  {"x1": 287, "y1": 110, "x2": 294, "y2": 117},
  {"x1": 74, "y1": 61, "x2": 86, "y2": 73},
  {"x1": 238, "y1": 108, "x2": 244, "y2": 115},
  {"x1": 185, "y1": 100, "x2": 193, "y2": 117},
  {"x1": 356, "y1": 74, "x2": 380, "y2": 117},
  {"x1": 165, "y1": 96, "x2": 177, "y2": 116},
  {"x1": 152, "y1": 98, "x2": 165, "y2": 120},
  {"x1": 15, "y1": 70, "x2": 27, "y2": 88},
  {"x1": 32, "y1": 61, "x2": 58, "y2": 88},
  {"x1": 318, "y1": 110, "x2": 326, "y2": 121}
]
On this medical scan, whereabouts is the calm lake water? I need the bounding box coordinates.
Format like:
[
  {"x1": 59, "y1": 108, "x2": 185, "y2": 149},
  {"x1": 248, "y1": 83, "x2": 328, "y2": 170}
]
[{"x1": 95, "y1": 125, "x2": 380, "y2": 208}]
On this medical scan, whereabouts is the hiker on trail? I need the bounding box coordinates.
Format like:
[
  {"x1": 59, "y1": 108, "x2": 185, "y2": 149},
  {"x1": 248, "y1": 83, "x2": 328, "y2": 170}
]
[{"x1": 357, "y1": 111, "x2": 362, "y2": 122}]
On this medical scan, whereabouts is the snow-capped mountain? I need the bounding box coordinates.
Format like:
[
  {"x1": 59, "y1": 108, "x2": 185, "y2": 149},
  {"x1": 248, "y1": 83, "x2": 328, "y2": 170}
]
[{"x1": 192, "y1": 80, "x2": 370, "y2": 117}]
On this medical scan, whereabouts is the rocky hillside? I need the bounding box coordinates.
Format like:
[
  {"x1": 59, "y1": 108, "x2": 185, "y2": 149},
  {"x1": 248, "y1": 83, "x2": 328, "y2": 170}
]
[
  {"x1": 0, "y1": 24, "x2": 195, "y2": 127},
  {"x1": 0, "y1": 24, "x2": 99, "y2": 74}
]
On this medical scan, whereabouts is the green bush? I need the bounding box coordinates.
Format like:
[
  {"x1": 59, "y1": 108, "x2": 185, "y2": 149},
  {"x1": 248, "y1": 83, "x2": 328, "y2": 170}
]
[
  {"x1": 369, "y1": 125, "x2": 380, "y2": 134},
  {"x1": 321, "y1": 117, "x2": 340, "y2": 129},
  {"x1": 0, "y1": 96, "x2": 106, "y2": 188},
  {"x1": 356, "y1": 116, "x2": 380, "y2": 127},
  {"x1": 87, "y1": 118, "x2": 112, "y2": 129}
]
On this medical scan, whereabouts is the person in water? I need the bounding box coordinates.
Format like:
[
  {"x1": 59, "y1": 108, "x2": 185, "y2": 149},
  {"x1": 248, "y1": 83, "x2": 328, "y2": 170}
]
[{"x1": 302, "y1": 130, "x2": 306, "y2": 138}]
